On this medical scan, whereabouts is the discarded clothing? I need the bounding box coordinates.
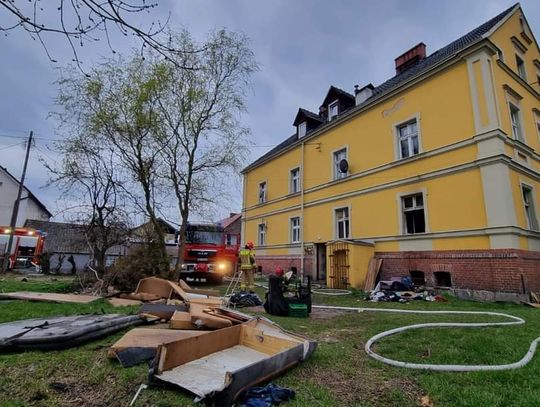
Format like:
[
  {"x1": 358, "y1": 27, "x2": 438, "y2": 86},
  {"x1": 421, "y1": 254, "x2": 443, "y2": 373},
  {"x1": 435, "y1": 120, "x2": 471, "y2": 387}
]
[
  {"x1": 229, "y1": 292, "x2": 263, "y2": 307},
  {"x1": 240, "y1": 383, "x2": 296, "y2": 407}
]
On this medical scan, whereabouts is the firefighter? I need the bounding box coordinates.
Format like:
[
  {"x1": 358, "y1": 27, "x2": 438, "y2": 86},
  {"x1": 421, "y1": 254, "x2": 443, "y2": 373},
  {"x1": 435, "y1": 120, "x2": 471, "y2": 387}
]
[{"x1": 239, "y1": 241, "x2": 256, "y2": 292}]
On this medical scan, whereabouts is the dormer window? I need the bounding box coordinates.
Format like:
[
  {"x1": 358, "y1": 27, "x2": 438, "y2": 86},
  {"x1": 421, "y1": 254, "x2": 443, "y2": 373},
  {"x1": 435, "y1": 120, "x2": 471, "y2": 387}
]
[
  {"x1": 297, "y1": 121, "x2": 307, "y2": 138},
  {"x1": 328, "y1": 100, "x2": 339, "y2": 121}
]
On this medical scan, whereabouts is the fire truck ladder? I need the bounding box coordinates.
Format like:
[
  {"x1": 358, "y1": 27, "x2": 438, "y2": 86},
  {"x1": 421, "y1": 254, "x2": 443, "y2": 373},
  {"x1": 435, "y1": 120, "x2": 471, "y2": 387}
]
[{"x1": 223, "y1": 269, "x2": 244, "y2": 307}]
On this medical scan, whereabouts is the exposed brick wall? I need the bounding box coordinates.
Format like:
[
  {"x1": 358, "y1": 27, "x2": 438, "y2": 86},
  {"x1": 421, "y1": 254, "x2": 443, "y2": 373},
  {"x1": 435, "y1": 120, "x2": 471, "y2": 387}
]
[
  {"x1": 255, "y1": 254, "x2": 315, "y2": 278},
  {"x1": 376, "y1": 249, "x2": 540, "y2": 293}
]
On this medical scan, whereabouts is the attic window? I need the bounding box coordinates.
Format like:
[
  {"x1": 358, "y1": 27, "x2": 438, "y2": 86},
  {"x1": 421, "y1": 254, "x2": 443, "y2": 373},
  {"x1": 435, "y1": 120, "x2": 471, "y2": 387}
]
[
  {"x1": 328, "y1": 100, "x2": 339, "y2": 121},
  {"x1": 298, "y1": 121, "x2": 307, "y2": 138}
]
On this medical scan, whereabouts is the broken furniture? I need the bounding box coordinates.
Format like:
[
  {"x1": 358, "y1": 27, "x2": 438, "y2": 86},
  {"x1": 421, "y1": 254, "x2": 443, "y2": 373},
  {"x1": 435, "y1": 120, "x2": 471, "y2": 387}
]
[
  {"x1": 152, "y1": 318, "x2": 316, "y2": 406},
  {"x1": 0, "y1": 314, "x2": 143, "y2": 350}
]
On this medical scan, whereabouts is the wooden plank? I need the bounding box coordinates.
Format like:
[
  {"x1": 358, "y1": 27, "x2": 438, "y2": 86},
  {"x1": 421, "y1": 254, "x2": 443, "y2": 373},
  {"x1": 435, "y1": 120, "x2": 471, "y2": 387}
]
[
  {"x1": 170, "y1": 311, "x2": 197, "y2": 330},
  {"x1": 364, "y1": 258, "x2": 383, "y2": 291},
  {"x1": 0, "y1": 291, "x2": 100, "y2": 304},
  {"x1": 190, "y1": 303, "x2": 233, "y2": 329},
  {"x1": 157, "y1": 324, "x2": 241, "y2": 373},
  {"x1": 108, "y1": 328, "x2": 204, "y2": 358},
  {"x1": 189, "y1": 297, "x2": 223, "y2": 306},
  {"x1": 240, "y1": 325, "x2": 297, "y2": 355},
  {"x1": 135, "y1": 277, "x2": 173, "y2": 299}
]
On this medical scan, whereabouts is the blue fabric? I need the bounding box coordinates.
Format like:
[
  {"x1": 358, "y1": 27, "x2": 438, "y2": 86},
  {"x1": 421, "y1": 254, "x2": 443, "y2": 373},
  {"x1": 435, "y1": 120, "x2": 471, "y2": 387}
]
[{"x1": 240, "y1": 383, "x2": 295, "y2": 407}]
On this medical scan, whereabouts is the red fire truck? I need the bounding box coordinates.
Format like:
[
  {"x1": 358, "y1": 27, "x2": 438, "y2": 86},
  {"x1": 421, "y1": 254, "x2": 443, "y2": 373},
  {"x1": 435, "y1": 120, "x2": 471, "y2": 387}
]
[
  {"x1": 0, "y1": 226, "x2": 46, "y2": 270},
  {"x1": 179, "y1": 223, "x2": 240, "y2": 284}
]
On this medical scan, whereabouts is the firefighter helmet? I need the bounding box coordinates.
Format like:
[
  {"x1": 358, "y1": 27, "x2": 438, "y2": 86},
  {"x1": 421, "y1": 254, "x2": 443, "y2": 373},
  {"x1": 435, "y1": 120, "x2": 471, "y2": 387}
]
[{"x1": 246, "y1": 241, "x2": 254, "y2": 250}]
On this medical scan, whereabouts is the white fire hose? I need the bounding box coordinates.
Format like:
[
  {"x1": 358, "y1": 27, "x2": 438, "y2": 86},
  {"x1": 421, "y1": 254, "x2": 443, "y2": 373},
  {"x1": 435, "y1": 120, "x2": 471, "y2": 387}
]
[{"x1": 312, "y1": 305, "x2": 540, "y2": 372}]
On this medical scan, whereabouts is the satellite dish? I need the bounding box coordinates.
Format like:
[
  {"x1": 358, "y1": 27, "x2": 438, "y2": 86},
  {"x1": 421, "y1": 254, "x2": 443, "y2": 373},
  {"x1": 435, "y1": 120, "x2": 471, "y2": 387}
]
[{"x1": 338, "y1": 159, "x2": 349, "y2": 173}]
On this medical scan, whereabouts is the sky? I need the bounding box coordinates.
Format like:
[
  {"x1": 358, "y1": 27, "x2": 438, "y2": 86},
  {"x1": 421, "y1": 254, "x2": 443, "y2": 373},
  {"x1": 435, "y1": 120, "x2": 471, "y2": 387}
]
[{"x1": 0, "y1": 0, "x2": 539, "y2": 224}]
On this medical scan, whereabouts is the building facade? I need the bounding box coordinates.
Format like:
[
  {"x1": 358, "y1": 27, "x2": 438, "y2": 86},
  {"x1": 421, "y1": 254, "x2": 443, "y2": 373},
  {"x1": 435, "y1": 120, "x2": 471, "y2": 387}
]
[{"x1": 241, "y1": 4, "x2": 540, "y2": 294}]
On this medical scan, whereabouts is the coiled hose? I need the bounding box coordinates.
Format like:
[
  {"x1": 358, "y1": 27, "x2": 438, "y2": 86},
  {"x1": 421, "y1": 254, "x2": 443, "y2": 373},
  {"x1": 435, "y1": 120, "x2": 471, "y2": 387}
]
[{"x1": 312, "y1": 305, "x2": 540, "y2": 372}]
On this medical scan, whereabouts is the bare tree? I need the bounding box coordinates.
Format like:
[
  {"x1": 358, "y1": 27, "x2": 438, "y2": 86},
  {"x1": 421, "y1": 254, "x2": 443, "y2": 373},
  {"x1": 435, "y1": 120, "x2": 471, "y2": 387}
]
[
  {"x1": 0, "y1": 0, "x2": 198, "y2": 70},
  {"x1": 54, "y1": 59, "x2": 171, "y2": 275},
  {"x1": 44, "y1": 135, "x2": 130, "y2": 276},
  {"x1": 153, "y1": 30, "x2": 257, "y2": 277}
]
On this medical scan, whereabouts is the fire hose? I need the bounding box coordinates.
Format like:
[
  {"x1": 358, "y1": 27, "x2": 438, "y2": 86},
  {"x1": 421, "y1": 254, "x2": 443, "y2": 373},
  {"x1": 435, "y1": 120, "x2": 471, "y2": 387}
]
[{"x1": 312, "y1": 305, "x2": 540, "y2": 372}]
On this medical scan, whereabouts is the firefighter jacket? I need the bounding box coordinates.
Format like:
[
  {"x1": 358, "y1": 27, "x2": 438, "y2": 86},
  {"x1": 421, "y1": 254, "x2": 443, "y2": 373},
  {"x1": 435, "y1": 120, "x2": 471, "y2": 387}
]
[{"x1": 239, "y1": 248, "x2": 256, "y2": 271}]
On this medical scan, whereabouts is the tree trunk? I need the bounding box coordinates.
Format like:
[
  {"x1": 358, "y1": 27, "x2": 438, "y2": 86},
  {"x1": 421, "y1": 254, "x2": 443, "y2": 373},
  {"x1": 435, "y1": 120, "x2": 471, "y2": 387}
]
[{"x1": 174, "y1": 214, "x2": 188, "y2": 280}]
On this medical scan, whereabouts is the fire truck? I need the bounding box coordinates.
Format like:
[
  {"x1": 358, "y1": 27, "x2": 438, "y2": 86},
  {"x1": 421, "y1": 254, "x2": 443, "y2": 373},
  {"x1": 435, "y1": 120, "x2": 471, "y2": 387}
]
[
  {"x1": 180, "y1": 223, "x2": 240, "y2": 284},
  {"x1": 0, "y1": 226, "x2": 46, "y2": 270}
]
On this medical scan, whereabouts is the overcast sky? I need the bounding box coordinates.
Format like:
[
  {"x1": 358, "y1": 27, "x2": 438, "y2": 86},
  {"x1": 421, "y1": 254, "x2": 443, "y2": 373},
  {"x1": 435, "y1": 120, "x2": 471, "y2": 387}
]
[{"x1": 0, "y1": 0, "x2": 538, "y2": 223}]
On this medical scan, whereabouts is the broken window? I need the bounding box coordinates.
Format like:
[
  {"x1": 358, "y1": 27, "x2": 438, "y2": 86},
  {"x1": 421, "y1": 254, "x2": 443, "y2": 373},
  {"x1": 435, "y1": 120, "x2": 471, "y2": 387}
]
[
  {"x1": 258, "y1": 181, "x2": 267, "y2": 204},
  {"x1": 410, "y1": 270, "x2": 426, "y2": 286},
  {"x1": 402, "y1": 193, "x2": 425, "y2": 234},
  {"x1": 434, "y1": 271, "x2": 452, "y2": 287},
  {"x1": 522, "y1": 185, "x2": 539, "y2": 230}
]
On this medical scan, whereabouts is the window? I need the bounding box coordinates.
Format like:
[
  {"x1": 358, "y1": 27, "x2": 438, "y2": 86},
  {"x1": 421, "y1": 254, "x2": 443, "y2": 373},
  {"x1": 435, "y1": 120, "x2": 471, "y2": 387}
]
[
  {"x1": 333, "y1": 148, "x2": 348, "y2": 180},
  {"x1": 410, "y1": 271, "x2": 426, "y2": 286},
  {"x1": 522, "y1": 185, "x2": 539, "y2": 230},
  {"x1": 509, "y1": 103, "x2": 524, "y2": 142},
  {"x1": 290, "y1": 167, "x2": 300, "y2": 193},
  {"x1": 397, "y1": 120, "x2": 419, "y2": 158},
  {"x1": 290, "y1": 217, "x2": 301, "y2": 243},
  {"x1": 434, "y1": 271, "x2": 452, "y2": 287},
  {"x1": 258, "y1": 181, "x2": 267, "y2": 204},
  {"x1": 328, "y1": 100, "x2": 339, "y2": 120},
  {"x1": 298, "y1": 121, "x2": 307, "y2": 138},
  {"x1": 335, "y1": 207, "x2": 350, "y2": 239},
  {"x1": 402, "y1": 193, "x2": 426, "y2": 234},
  {"x1": 225, "y1": 234, "x2": 238, "y2": 246},
  {"x1": 516, "y1": 55, "x2": 527, "y2": 80},
  {"x1": 257, "y1": 223, "x2": 266, "y2": 246}
]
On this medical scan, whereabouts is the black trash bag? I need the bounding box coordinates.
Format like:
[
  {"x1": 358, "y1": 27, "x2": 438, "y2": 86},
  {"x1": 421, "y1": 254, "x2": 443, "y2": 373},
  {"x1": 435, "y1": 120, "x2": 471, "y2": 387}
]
[
  {"x1": 263, "y1": 275, "x2": 290, "y2": 316},
  {"x1": 229, "y1": 292, "x2": 263, "y2": 307}
]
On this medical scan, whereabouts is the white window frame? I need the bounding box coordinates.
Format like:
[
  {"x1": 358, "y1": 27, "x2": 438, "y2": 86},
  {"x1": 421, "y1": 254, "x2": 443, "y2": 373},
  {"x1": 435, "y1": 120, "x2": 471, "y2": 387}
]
[
  {"x1": 290, "y1": 216, "x2": 301, "y2": 243},
  {"x1": 393, "y1": 114, "x2": 422, "y2": 160},
  {"x1": 332, "y1": 146, "x2": 348, "y2": 180},
  {"x1": 533, "y1": 110, "x2": 540, "y2": 145},
  {"x1": 509, "y1": 102, "x2": 525, "y2": 142},
  {"x1": 328, "y1": 100, "x2": 339, "y2": 121},
  {"x1": 258, "y1": 181, "x2": 267, "y2": 204},
  {"x1": 257, "y1": 222, "x2": 266, "y2": 246},
  {"x1": 521, "y1": 183, "x2": 539, "y2": 231},
  {"x1": 297, "y1": 121, "x2": 307, "y2": 138},
  {"x1": 396, "y1": 189, "x2": 429, "y2": 235},
  {"x1": 290, "y1": 167, "x2": 301, "y2": 194},
  {"x1": 334, "y1": 206, "x2": 350, "y2": 239},
  {"x1": 515, "y1": 54, "x2": 527, "y2": 81}
]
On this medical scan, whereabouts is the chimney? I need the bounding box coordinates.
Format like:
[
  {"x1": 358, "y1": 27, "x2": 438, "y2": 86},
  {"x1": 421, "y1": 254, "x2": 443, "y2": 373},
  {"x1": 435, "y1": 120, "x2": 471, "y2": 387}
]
[
  {"x1": 355, "y1": 83, "x2": 374, "y2": 105},
  {"x1": 395, "y1": 42, "x2": 426, "y2": 75}
]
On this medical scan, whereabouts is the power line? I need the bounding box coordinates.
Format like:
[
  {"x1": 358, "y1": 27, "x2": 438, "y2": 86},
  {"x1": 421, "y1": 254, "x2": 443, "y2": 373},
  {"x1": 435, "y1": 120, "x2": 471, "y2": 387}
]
[{"x1": 0, "y1": 141, "x2": 25, "y2": 151}]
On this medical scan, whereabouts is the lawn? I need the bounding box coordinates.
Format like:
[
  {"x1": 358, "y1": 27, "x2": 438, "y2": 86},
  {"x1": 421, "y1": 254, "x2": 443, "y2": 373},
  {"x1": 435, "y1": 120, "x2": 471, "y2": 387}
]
[{"x1": 0, "y1": 274, "x2": 539, "y2": 406}]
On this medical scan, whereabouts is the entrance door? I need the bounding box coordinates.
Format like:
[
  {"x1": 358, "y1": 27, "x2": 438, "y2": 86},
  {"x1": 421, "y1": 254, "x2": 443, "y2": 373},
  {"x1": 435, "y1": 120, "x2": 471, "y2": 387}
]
[
  {"x1": 328, "y1": 241, "x2": 350, "y2": 289},
  {"x1": 315, "y1": 243, "x2": 327, "y2": 281}
]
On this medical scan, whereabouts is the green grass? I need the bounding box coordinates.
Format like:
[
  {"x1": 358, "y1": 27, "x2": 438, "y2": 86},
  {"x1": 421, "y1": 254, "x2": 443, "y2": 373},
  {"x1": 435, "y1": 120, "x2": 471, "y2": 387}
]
[{"x1": 0, "y1": 275, "x2": 539, "y2": 406}]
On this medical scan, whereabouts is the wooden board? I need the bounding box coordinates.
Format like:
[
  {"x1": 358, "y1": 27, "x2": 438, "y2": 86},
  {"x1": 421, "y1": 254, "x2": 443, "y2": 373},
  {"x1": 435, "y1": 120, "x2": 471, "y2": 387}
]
[
  {"x1": 170, "y1": 311, "x2": 196, "y2": 330},
  {"x1": 0, "y1": 291, "x2": 100, "y2": 304},
  {"x1": 107, "y1": 298, "x2": 142, "y2": 307},
  {"x1": 190, "y1": 303, "x2": 233, "y2": 329},
  {"x1": 179, "y1": 280, "x2": 220, "y2": 297},
  {"x1": 108, "y1": 328, "x2": 204, "y2": 358},
  {"x1": 364, "y1": 258, "x2": 383, "y2": 291},
  {"x1": 240, "y1": 325, "x2": 297, "y2": 355},
  {"x1": 189, "y1": 297, "x2": 223, "y2": 306}
]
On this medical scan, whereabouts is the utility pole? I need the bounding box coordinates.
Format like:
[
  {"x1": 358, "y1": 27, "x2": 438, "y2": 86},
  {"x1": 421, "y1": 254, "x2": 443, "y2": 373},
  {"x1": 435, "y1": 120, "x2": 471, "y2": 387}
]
[{"x1": 2, "y1": 131, "x2": 33, "y2": 273}]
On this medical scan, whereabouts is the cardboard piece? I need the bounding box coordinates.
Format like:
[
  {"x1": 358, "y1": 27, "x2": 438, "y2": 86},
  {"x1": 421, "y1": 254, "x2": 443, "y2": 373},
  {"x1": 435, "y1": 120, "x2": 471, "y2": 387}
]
[
  {"x1": 0, "y1": 291, "x2": 100, "y2": 304},
  {"x1": 170, "y1": 311, "x2": 197, "y2": 330}
]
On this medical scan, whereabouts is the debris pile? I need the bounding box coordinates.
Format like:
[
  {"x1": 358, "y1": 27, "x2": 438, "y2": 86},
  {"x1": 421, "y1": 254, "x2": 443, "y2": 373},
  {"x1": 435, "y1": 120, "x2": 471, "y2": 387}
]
[{"x1": 366, "y1": 277, "x2": 447, "y2": 303}]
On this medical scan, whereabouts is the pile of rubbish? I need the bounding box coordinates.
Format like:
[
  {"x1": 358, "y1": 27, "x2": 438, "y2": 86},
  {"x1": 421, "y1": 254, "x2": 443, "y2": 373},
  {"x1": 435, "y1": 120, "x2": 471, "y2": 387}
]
[
  {"x1": 0, "y1": 276, "x2": 317, "y2": 406},
  {"x1": 366, "y1": 277, "x2": 447, "y2": 303}
]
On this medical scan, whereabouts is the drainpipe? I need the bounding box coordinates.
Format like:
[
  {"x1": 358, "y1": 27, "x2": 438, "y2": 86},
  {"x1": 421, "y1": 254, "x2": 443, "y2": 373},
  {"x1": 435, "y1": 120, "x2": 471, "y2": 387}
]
[{"x1": 300, "y1": 141, "x2": 305, "y2": 280}]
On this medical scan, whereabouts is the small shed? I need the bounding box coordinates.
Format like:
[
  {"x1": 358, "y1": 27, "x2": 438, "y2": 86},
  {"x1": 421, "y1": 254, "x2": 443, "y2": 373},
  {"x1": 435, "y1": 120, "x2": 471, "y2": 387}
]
[{"x1": 325, "y1": 239, "x2": 375, "y2": 289}]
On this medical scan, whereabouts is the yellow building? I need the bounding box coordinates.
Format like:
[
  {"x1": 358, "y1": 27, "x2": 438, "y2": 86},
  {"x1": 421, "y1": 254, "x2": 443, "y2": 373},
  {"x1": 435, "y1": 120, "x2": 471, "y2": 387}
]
[{"x1": 241, "y1": 3, "x2": 540, "y2": 294}]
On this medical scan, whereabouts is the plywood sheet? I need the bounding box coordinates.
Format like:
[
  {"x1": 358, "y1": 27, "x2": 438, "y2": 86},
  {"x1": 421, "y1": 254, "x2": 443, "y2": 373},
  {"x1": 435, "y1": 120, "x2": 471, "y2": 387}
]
[
  {"x1": 156, "y1": 345, "x2": 268, "y2": 398},
  {"x1": 0, "y1": 291, "x2": 100, "y2": 304},
  {"x1": 190, "y1": 303, "x2": 232, "y2": 329},
  {"x1": 170, "y1": 311, "x2": 196, "y2": 330}
]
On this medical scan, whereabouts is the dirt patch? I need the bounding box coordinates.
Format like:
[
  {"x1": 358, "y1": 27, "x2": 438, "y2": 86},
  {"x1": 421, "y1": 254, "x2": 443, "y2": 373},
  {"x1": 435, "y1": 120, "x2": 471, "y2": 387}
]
[{"x1": 298, "y1": 346, "x2": 424, "y2": 406}]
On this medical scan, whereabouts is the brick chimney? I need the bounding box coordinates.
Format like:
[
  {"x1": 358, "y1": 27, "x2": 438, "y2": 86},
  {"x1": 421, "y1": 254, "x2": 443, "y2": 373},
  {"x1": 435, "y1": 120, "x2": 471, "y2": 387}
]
[{"x1": 395, "y1": 42, "x2": 426, "y2": 75}]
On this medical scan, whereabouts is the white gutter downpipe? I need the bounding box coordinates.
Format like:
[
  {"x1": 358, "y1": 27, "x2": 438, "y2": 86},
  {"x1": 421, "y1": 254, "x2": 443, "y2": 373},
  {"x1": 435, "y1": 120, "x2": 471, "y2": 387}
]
[{"x1": 300, "y1": 141, "x2": 305, "y2": 280}]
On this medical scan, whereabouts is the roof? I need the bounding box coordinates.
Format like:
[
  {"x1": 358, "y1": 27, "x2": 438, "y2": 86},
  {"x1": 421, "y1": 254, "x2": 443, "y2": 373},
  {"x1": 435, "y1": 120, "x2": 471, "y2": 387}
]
[
  {"x1": 132, "y1": 218, "x2": 178, "y2": 234},
  {"x1": 24, "y1": 220, "x2": 90, "y2": 253},
  {"x1": 242, "y1": 3, "x2": 518, "y2": 174},
  {"x1": 321, "y1": 85, "x2": 355, "y2": 107},
  {"x1": 293, "y1": 108, "x2": 322, "y2": 126},
  {"x1": 218, "y1": 213, "x2": 242, "y2": 229},
  {"x1": 0, "y1": 166, "x2": 52, "y2": 218}
]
